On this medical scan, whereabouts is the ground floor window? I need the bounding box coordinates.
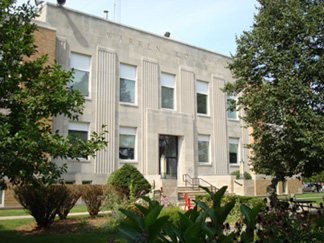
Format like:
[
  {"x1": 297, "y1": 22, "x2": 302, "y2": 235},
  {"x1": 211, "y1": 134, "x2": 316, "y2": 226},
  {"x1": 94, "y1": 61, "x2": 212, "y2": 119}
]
[
  {"x1": 68, "y1": 122, "x2": 89, "y2": 159},
  {"x1": 198, "y1": 135, "x2": 210, "y2": 163},
  {"x1": 119, "y1": 127, "x2": 136, "y2": 160},
  {"x1": 229, "y1": 138, "x2": 239, "y2": 164}
]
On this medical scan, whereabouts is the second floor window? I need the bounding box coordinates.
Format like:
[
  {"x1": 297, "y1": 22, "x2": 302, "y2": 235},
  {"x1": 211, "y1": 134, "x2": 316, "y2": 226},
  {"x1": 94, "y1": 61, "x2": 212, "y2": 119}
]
[
  {"x1": 196, "y1": 81, "x2": 208, "y2": 115},
  {"x1": 198, "y1": 135, "x2": 210, "y2": 163},
  {"x1": 120, "y1": 64, "x2": 136, "y2": 104},
  {"x1": 70, "y1": 53, "x2": 90, "y2": 97},
  {"x1": 161, "y1": 73, "x2": 175, "y2": 109},
  {"x1": 227, "y1": 94, "x2": 237, "y2": 119}
]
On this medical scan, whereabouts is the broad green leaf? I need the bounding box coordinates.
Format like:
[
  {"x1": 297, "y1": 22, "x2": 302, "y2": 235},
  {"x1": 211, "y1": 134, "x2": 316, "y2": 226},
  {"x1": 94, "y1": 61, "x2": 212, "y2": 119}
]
[{"x1": 144, "y1": 205, "x2": 163, "y2": 228}]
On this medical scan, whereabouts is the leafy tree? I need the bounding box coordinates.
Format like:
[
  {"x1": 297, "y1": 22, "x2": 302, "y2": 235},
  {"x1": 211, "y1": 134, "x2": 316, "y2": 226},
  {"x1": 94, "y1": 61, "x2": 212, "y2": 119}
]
[
  {"x1": 223, "y1": 0, "x2": 324, "y2": 180},
  {"x1": 0, "y1": 1, "x2": 107, "y2": 189},
  {"x1": 303, "y1": 171, "x2": 324, "y2": 183}
]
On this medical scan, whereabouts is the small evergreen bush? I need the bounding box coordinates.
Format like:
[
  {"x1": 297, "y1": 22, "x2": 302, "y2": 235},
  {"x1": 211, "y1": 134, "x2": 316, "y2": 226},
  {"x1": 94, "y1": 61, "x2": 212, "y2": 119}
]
[
  {"x1": 230, "y1": 170, "x2": 252, "y2": 180},
  {"x1": 14, "y1": 184, "x2": 68, "y2": 228},
  {"x1": 107, "y1": 164, "x2": 151, "y2": 199}
]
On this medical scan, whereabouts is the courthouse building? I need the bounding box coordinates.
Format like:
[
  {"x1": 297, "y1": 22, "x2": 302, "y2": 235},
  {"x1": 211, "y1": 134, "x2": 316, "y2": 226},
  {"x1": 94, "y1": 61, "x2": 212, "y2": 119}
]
[{"x1": 1, "y1": 2, "x2": 302, "y2": 207}]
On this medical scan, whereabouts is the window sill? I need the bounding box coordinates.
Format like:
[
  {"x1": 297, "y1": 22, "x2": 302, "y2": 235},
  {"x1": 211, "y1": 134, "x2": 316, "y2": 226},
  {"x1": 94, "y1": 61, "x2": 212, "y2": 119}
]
[
  {"x1": 198, "y1": 163, "x2": 212, "y2": 167},
  {"x1": 229, "y1": 164, "x2": 239, "y2": 167},
  {"x1": 120, "y1": 102, "x2": 138, "y2": 108},
  {"x1": 197, "y1": 113, "x2": 211, "y2": 118},
  {"x1": 161, "y1": 107, "x2": 176, "y2": 111},
  {"x1": 228, "y1": 118, "x2": 240, "y2": 122},
  {"x1": 84, "y1": 97, "x2": 92, "y2": 101},
  {"x1": 119, "y1": 160, "x2": 138, "y2": 164},
  {"x1": 67, "y1": 159, "x2": 91, "y2": 163}
]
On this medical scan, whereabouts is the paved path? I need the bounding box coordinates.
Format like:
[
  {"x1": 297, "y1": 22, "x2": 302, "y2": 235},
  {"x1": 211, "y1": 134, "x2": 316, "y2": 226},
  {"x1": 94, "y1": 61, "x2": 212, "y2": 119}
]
[{"x1": 0, "y1": 211, "x2": 110, "y2": 221}]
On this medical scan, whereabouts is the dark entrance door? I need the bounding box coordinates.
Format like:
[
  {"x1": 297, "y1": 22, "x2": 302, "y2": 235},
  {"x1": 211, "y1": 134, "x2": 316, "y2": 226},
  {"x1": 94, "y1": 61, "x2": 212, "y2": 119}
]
[{"x1": 159, "y1": 135, "x2": 178, "y2": 179}]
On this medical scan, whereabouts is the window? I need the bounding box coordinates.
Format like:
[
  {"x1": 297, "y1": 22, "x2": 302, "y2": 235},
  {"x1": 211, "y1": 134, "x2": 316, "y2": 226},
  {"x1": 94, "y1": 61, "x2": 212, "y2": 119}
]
[
  {"x1": 198, "y1": 135, "x2": 210, "y2": 163},
  {"x1": 120, "y1": 64, "x2": 136, "y2": 104},
  {"x1": 196, "y1": 81, "x2": 208, "y2": 114},
  {"x1": 227, "y1": 94, "x2": 237, "y2": 119},
  {"x1": 161, "y1": 73, "x2": 175, "y2": 109},
  {"x1": 229, "y1": 138, "x2": 239, "y2": 164},
  {"x1": 119, "y1": 127, "x2": 136, "y2": 160},
  {"x1": 70, "y1": 53, "x2": 90, "y2": 97},
  {"x1": 0, "y1": 189, "x2": 3, "y2": 207},
  {"x1": 82, "y1": 181, "x2": 92, "y2": 185},
  {"x1": 68, "y1": 122, "x2": 89, "y2": 159},
  {"x1": 65, "y1": 181, "x2": 75, "y2": 184}
]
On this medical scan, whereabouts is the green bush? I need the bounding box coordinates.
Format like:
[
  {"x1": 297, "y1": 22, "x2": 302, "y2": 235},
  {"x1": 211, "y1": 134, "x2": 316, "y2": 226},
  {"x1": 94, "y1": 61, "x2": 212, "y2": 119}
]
[
  {"x1": 14, "y1": 184, "x2": 68, "y2": 228},
  {"x1": 106, "y1": 170, "x2": 118, "y2": 185},
  {"x1": 58, "y1": 184, "x2": 82, "y2": 220},
  {"x1": 230, "y1": 170, "x2": 252, "y2": 180},
  {"x1": 107, "y1": 164, "x2": 151, "y2": 199},
  {"x1": 195, "y1": 193, "x2": 265, "y2": 223},
  {"x1": 159, "y1": 207, "x2": 183, "y2": 225}
]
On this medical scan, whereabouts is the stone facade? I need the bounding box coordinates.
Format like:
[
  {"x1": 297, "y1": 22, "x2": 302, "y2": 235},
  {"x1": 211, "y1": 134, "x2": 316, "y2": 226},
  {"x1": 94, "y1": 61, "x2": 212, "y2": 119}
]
[{"x1": 35, "y1": 3, "x2": 252, "y2": 190}]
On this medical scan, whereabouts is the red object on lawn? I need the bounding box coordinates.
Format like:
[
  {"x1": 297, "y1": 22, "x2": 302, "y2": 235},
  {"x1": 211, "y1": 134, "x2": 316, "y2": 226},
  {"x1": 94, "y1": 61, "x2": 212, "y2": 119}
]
[{"x1": 184, "y1": 193, "x2": 195, "y2": 212}]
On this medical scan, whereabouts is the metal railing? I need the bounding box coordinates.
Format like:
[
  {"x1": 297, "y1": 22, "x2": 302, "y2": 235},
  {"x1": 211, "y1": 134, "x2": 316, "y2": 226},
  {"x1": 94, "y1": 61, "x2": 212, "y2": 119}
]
[{"x1": 183, "y1": 174, "x2": 218, "y2": 193}]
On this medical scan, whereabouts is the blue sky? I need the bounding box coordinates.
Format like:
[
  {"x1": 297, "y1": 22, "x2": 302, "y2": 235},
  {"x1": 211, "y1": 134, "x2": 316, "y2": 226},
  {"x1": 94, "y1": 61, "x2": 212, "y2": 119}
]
[{"x1": 16, "y1": 0, "x2": 259, "y2": 56}]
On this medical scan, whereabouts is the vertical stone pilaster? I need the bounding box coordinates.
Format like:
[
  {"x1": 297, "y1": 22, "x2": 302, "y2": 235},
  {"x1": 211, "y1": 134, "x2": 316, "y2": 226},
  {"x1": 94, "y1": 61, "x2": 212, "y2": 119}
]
[
  {"x1": 141, "y1": 58, "x2": 159, "y2": 174},
  {"x1": 212, "y1": 75, "x2": 228, "y2": 175},
  {"x1": 179, "y1": 68, "x2": 195, "y2": 115},
  {"x1": 95, "y1": 47, "x2": 117, "y2": 174}
]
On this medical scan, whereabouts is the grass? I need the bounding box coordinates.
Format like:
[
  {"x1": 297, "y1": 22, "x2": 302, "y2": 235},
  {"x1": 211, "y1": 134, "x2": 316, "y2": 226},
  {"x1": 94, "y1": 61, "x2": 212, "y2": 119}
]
[
  {"x1": 0, "y1": 216, "x2": 126, "y2": 243},
  {"x1": 0, "y1": 205, "x2": 89, "y2": 217},
  {"x1": 279, "y1": 192, "x2": 324, "y2": 205}
]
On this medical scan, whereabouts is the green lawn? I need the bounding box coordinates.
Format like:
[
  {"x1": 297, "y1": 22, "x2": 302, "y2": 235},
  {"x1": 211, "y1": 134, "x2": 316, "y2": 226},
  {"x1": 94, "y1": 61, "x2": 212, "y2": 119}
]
[
  {"x1": 0, "y1": 217, "x2": 125, "y2": 243},
  {"x1": 279, "y1": 192, "x2": 324, "y2": 205},
  {"x1": 0, "y1": 205, "x2": 89, "y2": 217}
]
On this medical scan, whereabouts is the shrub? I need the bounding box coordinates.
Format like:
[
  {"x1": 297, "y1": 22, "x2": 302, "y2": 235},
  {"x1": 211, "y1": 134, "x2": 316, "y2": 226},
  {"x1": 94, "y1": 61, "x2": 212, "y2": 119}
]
[
  {"x1": 195, "y1": 193, "x2": 265, "y2": 223},
  {"x1": 230, "y1": 170, "x2": 252, "y2": 180},
  {"x1": 58, "y1": 184, "x2": 82, "y2": 220},
  {"x1": 14, "y1": 184, "x2": 68, "y2": 228},
  {"x1": 106, "y1": 170, "x2": 118, "y2": 185},
  {"x1": 159, "y1": 207, "x2": 183, "y2": 225},
  {"x1": 107, "y1": 164, "x2": 151, "y2": 199},
  {"x1": 81, "y1": 184, "x2": 108, "y2": 217}
]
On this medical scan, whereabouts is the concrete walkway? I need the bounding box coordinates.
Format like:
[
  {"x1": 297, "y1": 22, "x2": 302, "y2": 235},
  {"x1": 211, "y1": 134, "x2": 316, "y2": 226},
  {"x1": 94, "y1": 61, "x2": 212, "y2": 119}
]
[{"x1": 0, "y1": 211, "x2": 110, "y2": 221}]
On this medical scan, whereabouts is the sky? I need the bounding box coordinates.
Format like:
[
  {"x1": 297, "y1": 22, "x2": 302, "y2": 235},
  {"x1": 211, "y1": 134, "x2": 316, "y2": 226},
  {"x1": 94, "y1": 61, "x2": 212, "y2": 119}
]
[{"x1": 16, "y1": 0, "x2": 259, "y2": 56}]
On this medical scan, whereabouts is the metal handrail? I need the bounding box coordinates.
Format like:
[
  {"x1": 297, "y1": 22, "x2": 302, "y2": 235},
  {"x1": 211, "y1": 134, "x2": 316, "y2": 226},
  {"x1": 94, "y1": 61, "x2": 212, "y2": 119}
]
[{"x1": 183, "y1": 174, "x2": 218, "y2": 193}]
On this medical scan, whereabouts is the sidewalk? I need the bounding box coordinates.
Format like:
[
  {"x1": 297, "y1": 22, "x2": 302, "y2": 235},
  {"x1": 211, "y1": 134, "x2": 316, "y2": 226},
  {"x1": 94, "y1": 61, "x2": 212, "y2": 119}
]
[{"x1": 0, "y1": 211, "x2": 110, "y2": 221}]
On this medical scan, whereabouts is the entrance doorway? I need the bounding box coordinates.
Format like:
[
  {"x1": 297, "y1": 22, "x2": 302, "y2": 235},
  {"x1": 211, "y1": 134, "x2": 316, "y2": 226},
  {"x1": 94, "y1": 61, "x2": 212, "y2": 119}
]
[{"x1": 159, "y1": 135, "x2": 178, "y2": 179}]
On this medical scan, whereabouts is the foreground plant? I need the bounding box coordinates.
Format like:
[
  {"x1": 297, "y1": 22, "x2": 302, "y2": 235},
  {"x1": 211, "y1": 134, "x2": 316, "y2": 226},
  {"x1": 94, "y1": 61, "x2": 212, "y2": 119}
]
[{"x1": 117, "y1": 186, "x2": 263, "y2": 242}]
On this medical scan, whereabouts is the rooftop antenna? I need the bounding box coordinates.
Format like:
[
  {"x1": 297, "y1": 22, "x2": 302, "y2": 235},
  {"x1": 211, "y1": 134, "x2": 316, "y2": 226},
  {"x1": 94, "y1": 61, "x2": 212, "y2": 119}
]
[
  {"x1": 114, "y1": 0, "x2": 121, "y2": 22},
  {"x1": 104, "y1": 10, "x2": 109, "y2": 20}
]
